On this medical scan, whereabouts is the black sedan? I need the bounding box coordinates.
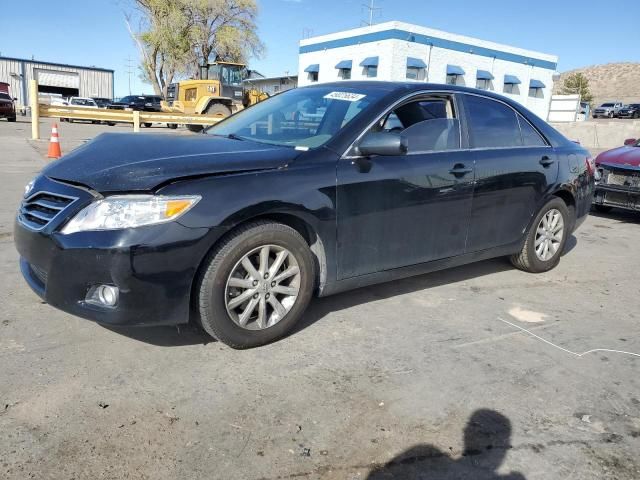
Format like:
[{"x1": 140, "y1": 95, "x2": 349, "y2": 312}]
[
  {"x1": 617, "y1": 104, "x2": 640, "y2": 119},
  {"x1": 14, "y1": 82, "x2": 594, "y2": 348}
]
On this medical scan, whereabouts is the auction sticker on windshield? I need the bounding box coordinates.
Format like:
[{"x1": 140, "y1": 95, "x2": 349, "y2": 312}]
[{"x1": 324, "y1": 92, "x2": 367, "y2": 102}]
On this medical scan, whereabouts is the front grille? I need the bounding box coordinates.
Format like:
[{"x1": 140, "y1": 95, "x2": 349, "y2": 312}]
[
  {"x1": 19, "y1": 191, "x2": 78, "y2": 231},
  {"x1": 605, "y1": 192, "x2": 630, "y2": 206},
  {"x1": 606, "y1": 172, "x2": 640, "y2": 188}
]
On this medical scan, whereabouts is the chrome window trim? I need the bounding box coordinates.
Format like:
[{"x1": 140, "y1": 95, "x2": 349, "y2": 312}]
[
  {"x1": 341, "y1": 90, "x2": 464, "y2": 159},
  {"x1": 18, "y1": 190, "x2": 80, "y2": 232}
]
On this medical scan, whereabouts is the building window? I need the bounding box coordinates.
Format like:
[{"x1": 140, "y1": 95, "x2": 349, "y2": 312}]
[
  {"x1": 446, "y1": 74, "x2": 461, "y2": 85},
  {"x1": 406, "y1": 67, "x2": 426, "y2": 81},
  {"x1": 529, "y1": 87, "x2": 543, "y2": 98},
  {"x1": 504, "y1": 83, "x2": 517, "y2": 94},
  {"x1": 339, "y1": 68, "x2": 351, "y2": 80},
  {"x1": 366, "y1": 66, "x2": 378, "y2": 78},
  {"x1": 476, "y1": 79, "x2": 491, "y2": 90},
  {"x1": 309, "y1": 72, "x2": 318, "y2": 82}
]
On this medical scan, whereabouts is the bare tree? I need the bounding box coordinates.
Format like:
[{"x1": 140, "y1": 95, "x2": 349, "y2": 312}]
[{"x1": 125, "y1": 0, "x2": 264, "y2": 95}]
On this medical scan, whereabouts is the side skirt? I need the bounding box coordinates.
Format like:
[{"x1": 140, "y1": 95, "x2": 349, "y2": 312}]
[{"x1": 318, "y1": 242, "x2": 521, "y2": 298}]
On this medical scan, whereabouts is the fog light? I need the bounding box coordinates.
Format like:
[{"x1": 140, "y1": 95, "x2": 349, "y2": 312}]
[{"x1": 86, "y1": 284, "x2": 119, "y2": 307}]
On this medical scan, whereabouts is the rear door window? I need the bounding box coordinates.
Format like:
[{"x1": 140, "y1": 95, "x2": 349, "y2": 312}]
[
  {"x1": 465, "y1": 95, "x2": 522, "y2": 149},
  {"x1": 518, "y1": 114, "x2": 547, "y2": 147}
]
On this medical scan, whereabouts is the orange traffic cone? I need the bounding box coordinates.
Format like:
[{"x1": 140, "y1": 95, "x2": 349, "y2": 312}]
[{"x1": 47, "y1": 123, "x2": 62, "y2": 159}]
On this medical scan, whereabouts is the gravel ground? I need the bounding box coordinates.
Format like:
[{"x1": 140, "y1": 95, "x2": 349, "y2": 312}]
[{"x1": 1, "y1": 118, "x2": 638, "y2": 480}]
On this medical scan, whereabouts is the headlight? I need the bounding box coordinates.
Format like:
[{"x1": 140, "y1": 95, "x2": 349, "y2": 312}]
[{"x1": 61, "y1": 195, "x2": 201, "y2": 234}]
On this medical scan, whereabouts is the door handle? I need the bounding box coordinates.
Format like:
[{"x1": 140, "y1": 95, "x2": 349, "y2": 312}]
[
  {"x1": 449, "y1": 164, "x2": 473, "y2": 176},
  {"x1": 540, "y1": 156, "x2": 555, "y2": 167}
]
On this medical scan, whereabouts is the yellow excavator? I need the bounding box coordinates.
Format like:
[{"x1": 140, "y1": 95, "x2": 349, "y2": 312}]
[{"x1": 162, "y1": 62, "x2": 269, "y2": 132}]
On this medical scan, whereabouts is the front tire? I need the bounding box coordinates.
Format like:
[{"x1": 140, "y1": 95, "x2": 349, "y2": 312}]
[
  {"x1": 510, "y1": 198, "x2": 570, "y2": 273},
  {"x1": 197, "y1": 221, "x2": 315, "y2": 349}
]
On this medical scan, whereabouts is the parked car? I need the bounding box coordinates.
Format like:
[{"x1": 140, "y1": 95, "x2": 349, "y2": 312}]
[
  {"x1": 108, "y1": 95, "x2": 162, "y2": 128},
  {"x1": 0, "y1": 92, "x2": 16, "y2": 122},
  {"x1": 64, "y1": 97, "x2": 100, "y2": 124},
  {"x1": 592, "y1": 102, "x2": 623, "y2": 119},
  {"x1": 617, "y1": 104, "x2": 640, "y2": 119},
  {"x1": 593, "y1": 138, "x2": 640, "y2": 212},
  {"x1": 14, "y1": 82, "x2": 595, "y2": 348},
  {"x1": 38, "y1": 93, "x2": 68, "y2": 106},
  {"x1": 91, "y1": 97, "x2": 112, "y2": 109}
]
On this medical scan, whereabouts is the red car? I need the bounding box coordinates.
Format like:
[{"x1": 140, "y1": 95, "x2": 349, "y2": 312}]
[
  {"x1": 0, "y1": 91, "x2": 16, "y2": 122},
  {"x1": 593, "y1": 138, "x2": 640, "y2": 212}
]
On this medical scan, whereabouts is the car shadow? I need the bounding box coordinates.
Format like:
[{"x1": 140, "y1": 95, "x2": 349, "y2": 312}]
[
  {"x1": 366, "y1": 409, "x2": 526, "y2": 479},
  {"x1": 101, "y1": 322, "x2": 214, "y2": 347},
  {"x1": 102, "y1": 236, "x2": 578, "y2": 347},
  {"x1": 589, "y1": 208, "x2": 640, "y2": 225}
]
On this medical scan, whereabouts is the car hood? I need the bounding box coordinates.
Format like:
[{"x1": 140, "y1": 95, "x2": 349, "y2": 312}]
[
  {"x1": 596, "y1": 146, "x2": 640, "y2": 168},
  {"x1": 43, "y1": 133, "x2": 300, "y2": 192}
]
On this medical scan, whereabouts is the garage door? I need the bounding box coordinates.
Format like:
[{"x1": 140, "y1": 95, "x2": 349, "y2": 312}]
[{"x1": 36, "y1": 69, "x2": 80, "y2": 89}]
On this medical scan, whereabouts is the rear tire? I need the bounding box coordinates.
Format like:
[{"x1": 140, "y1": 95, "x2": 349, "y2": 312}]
[
  {"x1": 7, "y1": 116, "x2": 16, "y2": 122},
  {"x1": 143, "y1": 122, "x2": 152, "y2": 128},
  {"x1": 510, "y1": 198, "x2": 570, "y2": 273},
  {"x1": 196, "y1": 221, "x2": 315, "y2": 349}
]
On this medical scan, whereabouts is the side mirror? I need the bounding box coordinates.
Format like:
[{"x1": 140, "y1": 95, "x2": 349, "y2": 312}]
[
  {"x1": 358, "y1": 132, "x2": 408, "y2": 157},
  {"x1": 12, "y1": 97, "x2": 17, "y2": 101},
  {"x1": 624, "y1": 138, "x2": 637, "y2": 146}
]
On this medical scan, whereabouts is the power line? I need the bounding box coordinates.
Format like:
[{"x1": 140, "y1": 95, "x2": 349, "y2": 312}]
[{"x1": 124, "y1": 56, "x2": 135, "y2": 96}]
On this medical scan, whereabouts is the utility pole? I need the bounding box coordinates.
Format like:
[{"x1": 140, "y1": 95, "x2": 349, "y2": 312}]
[
  {"x1": 125, "y1": 56, "x2": 135, "y2": 96},
  {"x1": 362, "y1": 0, "x2": 381, "y2": 26}
]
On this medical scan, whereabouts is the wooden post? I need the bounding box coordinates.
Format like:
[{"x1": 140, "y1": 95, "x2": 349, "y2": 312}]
[
  {"x1": 30, "y1": 80, "x2": 39, "y2": 140},
  {"x1": 133, "y1": 110, "x2": 140, "y2": 132}
]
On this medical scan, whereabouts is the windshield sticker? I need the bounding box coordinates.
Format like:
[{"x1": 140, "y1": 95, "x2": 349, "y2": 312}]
[{"x1": 324, "y1": 92, "x2": 367, "y2": 102}]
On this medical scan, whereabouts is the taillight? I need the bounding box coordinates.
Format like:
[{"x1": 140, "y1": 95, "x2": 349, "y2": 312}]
[{"x1": 585, "y1": 156, "x2": 595, "y2": 176}]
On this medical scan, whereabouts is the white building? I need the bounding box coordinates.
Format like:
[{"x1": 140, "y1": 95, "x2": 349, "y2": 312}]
[{"x1": 298, "y1": 21, "x2": 559, "y2": 119}]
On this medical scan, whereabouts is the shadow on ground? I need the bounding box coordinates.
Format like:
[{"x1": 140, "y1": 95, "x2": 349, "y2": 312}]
[
  {"x1": 589, "y1": 208, "x2": 640, "y2": 225},
  {"x1": 102, "y1": 236, "x2": 578, "y2": 347},
  {"x1": 367, "y1": 409, "x2": 526, "y2": 480}
]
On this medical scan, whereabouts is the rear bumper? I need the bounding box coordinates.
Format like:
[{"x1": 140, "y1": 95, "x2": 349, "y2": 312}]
[
  {"x1": 14, "y1": 217, "x2": 223, "y2": 327},
  {"x1": 594, "y1": 184, "x2": 640, "y2": 211}
]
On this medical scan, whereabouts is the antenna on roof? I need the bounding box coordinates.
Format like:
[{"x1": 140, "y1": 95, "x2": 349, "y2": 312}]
[{"x1": 361, "y1": 0, "x2": 382, "y2": 27}]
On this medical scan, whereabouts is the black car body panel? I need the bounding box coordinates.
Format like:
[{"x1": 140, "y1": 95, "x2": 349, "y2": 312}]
[
  {"x1": 43, "y1": 133, "x2": 302, "y2": 191},
  {"x1": 14, "y1": 82, "x2": 594, "y2": 327}
]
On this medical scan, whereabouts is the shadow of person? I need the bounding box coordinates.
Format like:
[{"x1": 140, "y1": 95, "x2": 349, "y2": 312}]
[{"x1": 366, "y1": 409, "x2": 526, "y2": 480}]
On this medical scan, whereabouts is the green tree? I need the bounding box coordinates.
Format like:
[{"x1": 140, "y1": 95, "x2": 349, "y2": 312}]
[
  {"x1": 560, "y1": 72, "x2": 594, "y2": 105},
  {"x1": 126, "y1": 0, "x2": 264, "y2": 97}
]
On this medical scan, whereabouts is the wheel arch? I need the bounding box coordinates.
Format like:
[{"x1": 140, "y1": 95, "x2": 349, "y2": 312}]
[
  {"x1": 189, "y1": 210, "x2": 329, "y2": 323},
  {"x1": 552, "y1": 187, "x2": 577, "y2": 232}
]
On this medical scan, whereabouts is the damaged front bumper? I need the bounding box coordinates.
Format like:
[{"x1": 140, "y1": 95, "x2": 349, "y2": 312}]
[{"x1": 594, "y1": 164, "x2": 640, "y2": 211}]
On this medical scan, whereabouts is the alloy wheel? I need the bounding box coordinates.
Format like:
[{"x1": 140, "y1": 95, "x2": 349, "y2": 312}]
[
  {"x1": 535, "y1": 209, "x2": 564, "y2": 262},
  {"x1": 225, "y1": 245, "x2": 301, "y2": 330}
]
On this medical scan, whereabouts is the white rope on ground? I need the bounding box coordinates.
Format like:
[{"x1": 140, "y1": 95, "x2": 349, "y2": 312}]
[{"x1": 498, "y1": 318, "x2": 640, "y2": 358}]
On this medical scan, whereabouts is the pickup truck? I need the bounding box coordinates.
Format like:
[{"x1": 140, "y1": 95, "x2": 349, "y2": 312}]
[{"x1": 592, "y1": 102, "x2": 623, "y2": 119}]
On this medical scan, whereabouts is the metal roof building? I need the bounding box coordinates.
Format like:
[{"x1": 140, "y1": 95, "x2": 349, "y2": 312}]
[{"x1": 0, "y1": 56, "x2": 114, "y2": 109}]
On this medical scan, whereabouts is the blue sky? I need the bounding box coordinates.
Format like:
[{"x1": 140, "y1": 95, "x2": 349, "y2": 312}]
[{"x1": 1, "y1": 0, "x2": 638, "y2": 97}]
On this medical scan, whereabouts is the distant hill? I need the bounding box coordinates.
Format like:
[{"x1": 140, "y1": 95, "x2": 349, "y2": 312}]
[{"x1": 553, "y1": 63, "x2": 640, "y2": 106}]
